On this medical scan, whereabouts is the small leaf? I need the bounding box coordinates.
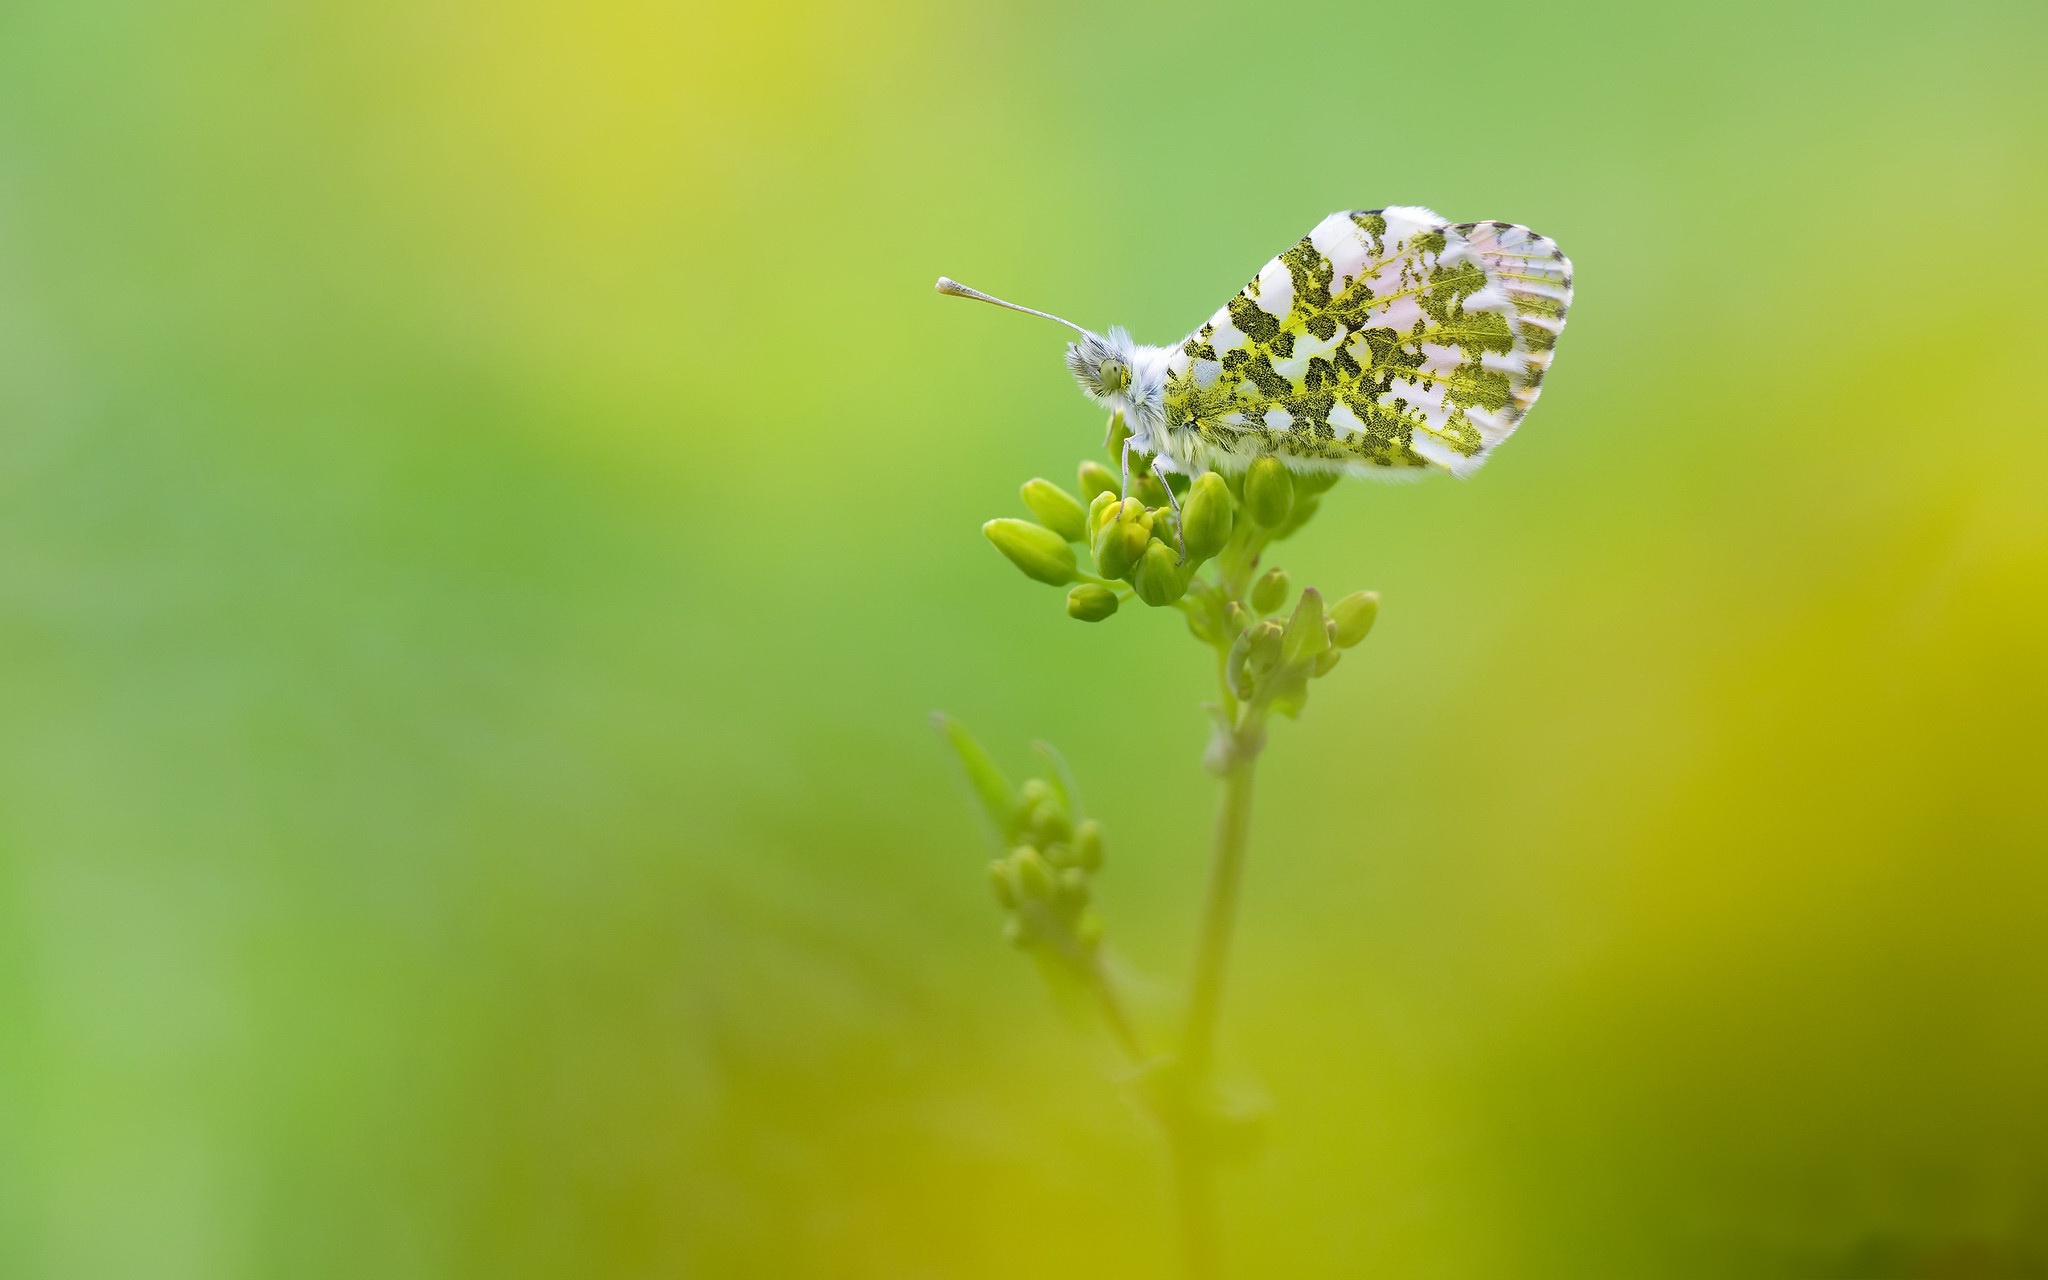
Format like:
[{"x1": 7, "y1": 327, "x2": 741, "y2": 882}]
[
  {"x1": 932, "y1": 713, "x2": 1018, "y2": 845},
  {"x1": 1031, "y1": 740, "x2": 1087, "y2": 823}
]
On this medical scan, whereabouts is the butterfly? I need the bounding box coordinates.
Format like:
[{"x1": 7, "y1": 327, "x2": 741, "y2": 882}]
[{"x1": 939, "y1": 207, "x2": 1571, "y2": 490}]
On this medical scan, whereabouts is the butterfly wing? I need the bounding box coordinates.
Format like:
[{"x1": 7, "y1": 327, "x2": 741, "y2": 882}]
[{"x1": 1161, "y1": 207, "x2": 1571, "y2": 478}]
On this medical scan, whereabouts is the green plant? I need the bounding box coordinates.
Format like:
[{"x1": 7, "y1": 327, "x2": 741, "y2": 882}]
[{"x1": 937, "y1": 414, "x2": 1379, "y2": 1278}]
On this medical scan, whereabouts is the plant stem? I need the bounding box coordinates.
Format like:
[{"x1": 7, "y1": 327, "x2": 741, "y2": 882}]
[
  {"x1": 1172, "y1": 738, "x2": 1261, "y2": 1278},
  {"x1": 1183, "y1": 754, "x2": 1258, "y2": 1079},
  {"x1": 1171, "y1": 1129, "x2": 1222, "y2": 1280}
]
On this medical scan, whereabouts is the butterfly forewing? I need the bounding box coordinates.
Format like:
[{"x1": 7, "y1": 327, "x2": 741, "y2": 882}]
[{"x1": 1161, "y1": 208, "x2": 1571, "y2": 477}]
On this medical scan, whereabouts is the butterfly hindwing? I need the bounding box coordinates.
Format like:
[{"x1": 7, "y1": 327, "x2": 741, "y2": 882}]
[{"x1": 1161, "y1": 208, "x2": 1572, "y2": 477}]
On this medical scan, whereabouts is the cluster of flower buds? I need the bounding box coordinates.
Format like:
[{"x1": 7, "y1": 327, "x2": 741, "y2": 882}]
[
  {"x1": 982, "y1": 419, "x2": 1343, "y2": 623},
  {"x1": 1220, "y1": 584, "x2": 1379, "y2": 716},
  {"x1": 933, "y1": 716, "x2": 1109, "y2": 968}
]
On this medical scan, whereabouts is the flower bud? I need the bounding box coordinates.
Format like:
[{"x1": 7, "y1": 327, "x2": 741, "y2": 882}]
[
  {"x1": 1020, "y1": 478, "x2": 1088, "y2": 543},
  {"x1": 1012, "y1": 846, "x2": 1053, "y2": 901},
  {"x1": 1272, "y1": 495, "x2": 1321, "y2": 541},
  {"x1": 1029, "y1": 798, "x2": 1073, "y2": 844},
  {"x1": 1105, "y1": 412, "x2": 1132, "y2": 460},
  {"x1": 1311, "y1": 649, "x2": 1342, "y2": 677},
  {"x1": 1136, "y1": 470, "x2": 1169, "y2": 507},
  {"x1": 1266, "y1": 666, "x2": 1310, "y2": 719},
  {"x1": 1180, "y1": 472, "x2": 1233, "y2": 562},
  {"x1": 1117, "y1": 496, "x2": 1147, "y2": 525},
  {"x1": 1066, "y1": 582, "x2": 1119, "y2": 622},
  {"x1": 1086, "y1": 489, "x2": 1121, "y2": 538},
  {"x1": 1282, "y1": 586, "x2": 1329, "y2": 663},
  {"x1": 984, "y1": 518, "x2": 1076, "y2": 585},
  {"x1": 1131, "y1": 541, "x2": 1189, "y2": 606},
  {"x1": 1056, "y1": 867, "x2": 1089, "y2": 906},
  {"x1": 1224, "y1": 602, "x2": 1250, "y2": 639},
  {"x1": 987, "y1": 859, "x2": 1018, "y2": 908},
  {"x1": 1331, "y1": 590, "x2": 1379, "y2": 647},
  {"x1": 1246, "y1": 620, "x2": 1284, "y2": 678},
  {"x1": 1250, "y1": 567, "x2": 1289, "y2": 614},
  {"x1": 1078, "y1": 460, "x2": 1121, "y2": 502},
  {"x1": 1243, "y1": 457, "x2": 1294, "y2": 527},
  {"x1": 1225, "y1": 627, "x2": 1255, "y2": 699},
  {"x1": 1093, "y1": 519, "x2": 1149, "y2": 579},
  {"x1": 1071, "y1": 819, "x2": 1104, "y2": 871}
]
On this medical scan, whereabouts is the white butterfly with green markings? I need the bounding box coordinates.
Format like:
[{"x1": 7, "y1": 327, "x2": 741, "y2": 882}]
[{"x1": 939, "y1": 206, "x2": 1571, "y2": 488}]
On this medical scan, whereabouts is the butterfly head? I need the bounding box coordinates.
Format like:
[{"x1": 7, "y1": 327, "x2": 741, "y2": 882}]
[
  {"x1": 1065, "y1": 327, "x2": 1168, "y2": 442},
  {"x1": 1063, "y1": 327, "x2": 1132, "y2": 402}
]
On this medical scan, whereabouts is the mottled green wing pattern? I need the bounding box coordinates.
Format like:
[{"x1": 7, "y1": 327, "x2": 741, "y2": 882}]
[{"x1": 1161, "y1": 207, "x2": 1571, "y2": 477}]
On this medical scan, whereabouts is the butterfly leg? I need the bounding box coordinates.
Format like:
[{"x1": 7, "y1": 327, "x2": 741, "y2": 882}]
[
  {"x1": 1152, "y1": 457, "x2": 1187, "y2": 564},
  {"x1": 1119, "y1": 437, "x2": 1133, "y2": 500}
]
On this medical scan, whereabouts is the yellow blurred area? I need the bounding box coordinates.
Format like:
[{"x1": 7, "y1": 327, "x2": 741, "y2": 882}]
[{"x1": 1, "y1": 1, "x2": 2044, "y2": 1276}]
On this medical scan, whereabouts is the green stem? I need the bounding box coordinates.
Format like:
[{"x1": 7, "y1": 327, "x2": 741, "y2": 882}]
[
  {"x1": 1171, "y1": 733, "x2": 1261, "y2": 1278},
  {"x1": 1171, "y1": 1130, "x2": 1222, "y2": 1280},
  {"x1": 1182, "y1": 749, "x2": 1258, "y2": 1082}
]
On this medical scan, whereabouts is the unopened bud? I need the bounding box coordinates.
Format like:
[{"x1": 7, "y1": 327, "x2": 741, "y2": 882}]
[
  {"x1": 1012, "y1": 847, "x2": 1053, "y2": 900},
  {"x1": 1311, "y1": 649, "x2": 1342, "y2": 677},
  {"x1": 1224, "y1": 602, "x2": 1250, "y2": 638},
  {"x1": 1086, "y1": 489, "x2": 1120, "y2": 538},
  {"x1": 1136, "y1": 470, "x2": 1169, "y2": 507},
  {"x1": 1273, "y1": 495, "x2": 1321, "y2": 540},
  {"x1": 987, "y1": 859, "x2": 1017, "y2": 908},
  {"x1": 984, "y1": 518, "x2": 1077, "y2": 586},
  {"x1": 1330, "y1": 590, "x2": 1379, "y2": 647},
  {"x1": 1282, "y1": 587, "x2": 1329, "y2": 663},
  {"x1": 1056, "y1": 867, "x2": 1089, "y2": 906},
  {"x1": 1020, "y1": 478, "x2": 1088, "y2": 543},
  {"x1": 1246, "y1": 620, "x2": 1284, "y2": 678},
  {"x1": 1180, "y1": 472, "x2": 1233, "y2": 562},
  {"x1": 1071, "y1": 819, "x2": 1104, "y2": 871},
  {"x1": 1030, "y1": 799, "x2": 1072, "y2": 844},
  {"x1": 1132, "y1": 541, "x2": 1189, "y2": 606},
  {"x1": 1066, "y1": 582, "x2": 1119, "y2": 622},
  {"x1": 1225, "y1": 627, "x2": 1255, "y2": 699},
  {"x1": 1093, "y1": 519, "x2": 1149, "y2": 579},
  {"x1": 1250, "y1": 567, "x2": 1289, "y2": 614},
  {"x1": 1243, "y1": 457, "x2": 1294, "y2": 527},
  {"x1": 1078, "y1": 460, "x2": 1121, "y2": 502},
  {"x1": 1104, "y1": 412, "x2": 1132, "y2": 459}
]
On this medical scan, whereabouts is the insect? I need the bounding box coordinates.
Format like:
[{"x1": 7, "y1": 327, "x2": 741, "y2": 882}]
[{"x1": 938, "y1": 206, "x2": 1571, "y2": 499}]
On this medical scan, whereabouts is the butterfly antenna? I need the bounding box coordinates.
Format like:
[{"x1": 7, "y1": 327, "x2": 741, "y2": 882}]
[{"x1": 935, "y1": 277, "x2": 1088, "y2": 335}]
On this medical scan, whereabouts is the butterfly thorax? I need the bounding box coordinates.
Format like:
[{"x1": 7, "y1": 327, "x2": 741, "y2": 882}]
[{"x1": 1064, "y1": 327, "x2": 1186, "y2": 469}]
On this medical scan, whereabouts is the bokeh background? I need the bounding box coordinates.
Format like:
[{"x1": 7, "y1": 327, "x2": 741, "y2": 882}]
[{"x1": 2, "y1": 0, "x2": 2045, "y2": 1276}]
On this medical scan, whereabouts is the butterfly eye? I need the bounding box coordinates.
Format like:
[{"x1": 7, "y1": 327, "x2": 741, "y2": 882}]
[{"x1": 1098, "y1": 359, "x2": 1131, "y2": 396}]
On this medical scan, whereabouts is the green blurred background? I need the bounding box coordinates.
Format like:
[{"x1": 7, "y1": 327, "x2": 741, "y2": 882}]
[{"x1": 2, "y1": 0, "x2": 2044, "y2": 1275}]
